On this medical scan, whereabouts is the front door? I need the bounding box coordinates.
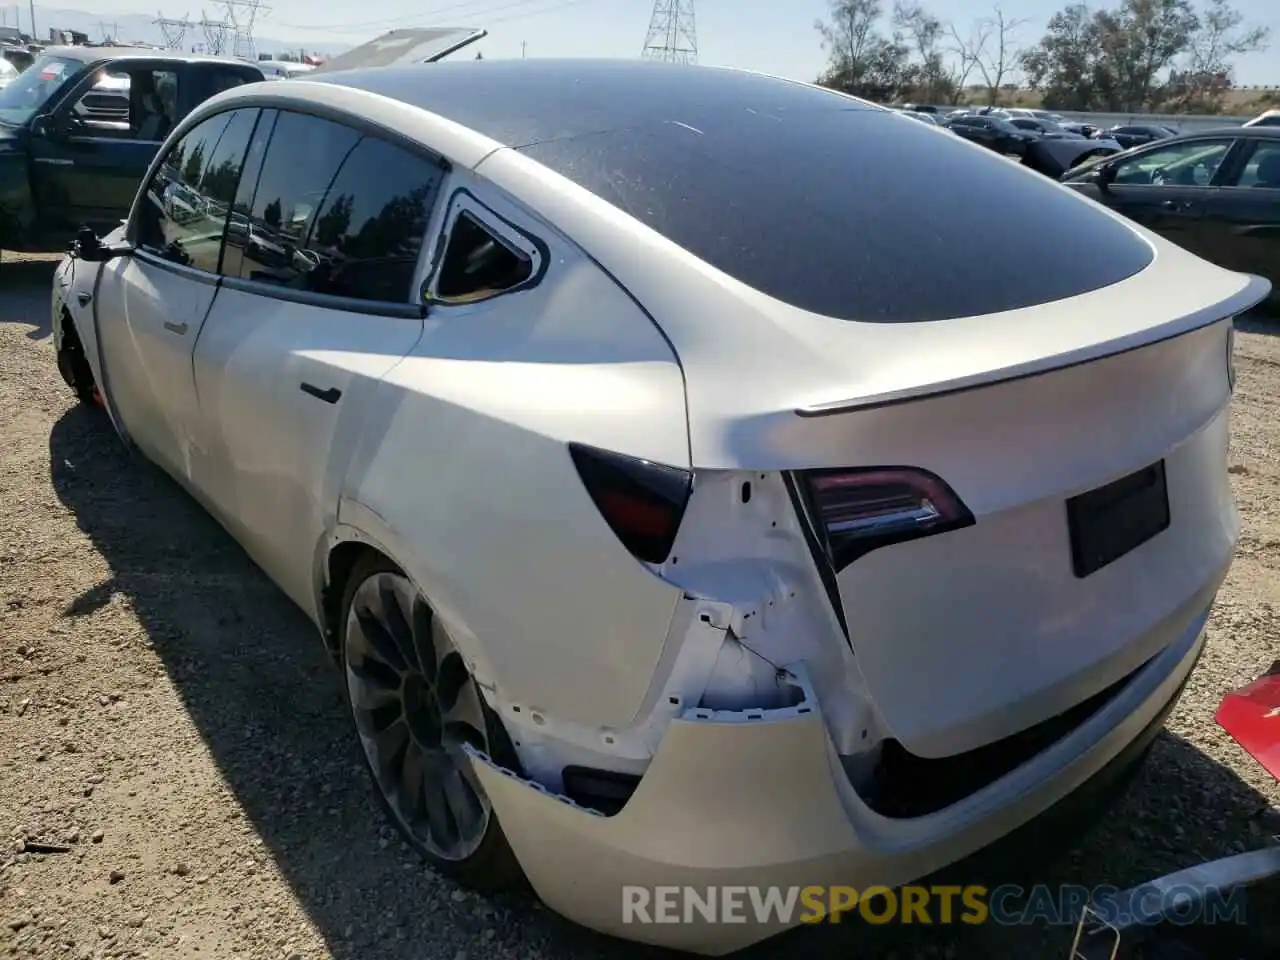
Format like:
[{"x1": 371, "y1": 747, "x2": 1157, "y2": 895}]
[
  {"x1": 30, "y1": 63, "x2": 182, "y2": 236},
  {"x1": 95, "y1": 107, "x2": 259, "y2": 477},
  {"x1": 189, "y1": 110, "x2": 441, "y2": 613}
]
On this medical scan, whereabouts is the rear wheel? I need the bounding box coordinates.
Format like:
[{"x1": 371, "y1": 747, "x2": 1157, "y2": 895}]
[{"x1": 339, "y1": 554, "x2": 526, "y2": 892}]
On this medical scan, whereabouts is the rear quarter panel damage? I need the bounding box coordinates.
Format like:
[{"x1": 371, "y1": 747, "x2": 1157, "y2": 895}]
[{"x1": 336, "y1": 198, "x2": 692, "y2": 736}]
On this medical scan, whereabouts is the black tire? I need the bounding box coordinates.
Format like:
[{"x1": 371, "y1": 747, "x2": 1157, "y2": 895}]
[
  {"x1": 56, "y1": 316, "x2": 99, "y2": 407},
  {"x1": 338, "y1": 551, "x2": 528, "y2": 893}
]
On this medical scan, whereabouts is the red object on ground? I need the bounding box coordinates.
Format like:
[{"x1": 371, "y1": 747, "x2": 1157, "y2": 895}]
[
  {"x1": 91, "y1": 385, "x2": 104, "y2": 408},
  {"x1": 1216, "y1": 660, "x2": 1280, "y2": 782}
]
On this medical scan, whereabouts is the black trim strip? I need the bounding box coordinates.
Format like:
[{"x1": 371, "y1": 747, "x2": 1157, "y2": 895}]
[
  {"x1": 219, "y1": 275, "x2": 425, "y2": 318},
  {"x1": 423, "y1": 186, "x2": 551, "y2": 306}
]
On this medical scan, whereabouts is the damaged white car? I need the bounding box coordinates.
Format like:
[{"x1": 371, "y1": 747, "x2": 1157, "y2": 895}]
[{"x1": 52, "y1": 58, "x2": 1270, "y2": 954}]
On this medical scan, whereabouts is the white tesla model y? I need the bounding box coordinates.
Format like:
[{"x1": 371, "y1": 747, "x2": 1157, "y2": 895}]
[{"x1": 50, "y1": 59, "x2": 1269, "y2": 954}]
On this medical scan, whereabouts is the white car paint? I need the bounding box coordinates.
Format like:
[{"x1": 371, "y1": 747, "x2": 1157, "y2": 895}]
[{"x1": 52, "y1": 61, "x2": 1270, "y2": 954}]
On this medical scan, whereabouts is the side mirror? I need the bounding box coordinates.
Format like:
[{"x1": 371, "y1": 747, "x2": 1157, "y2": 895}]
[
  {"x1": 1097, "y1": 163, "x2": 1117, "y2": 190},
  {"x1": 30, "y1": 114, "x2": 54, "y2": 138},
  {"x1": 73, "y1": 225, "x2": 133, "y2": 263}
]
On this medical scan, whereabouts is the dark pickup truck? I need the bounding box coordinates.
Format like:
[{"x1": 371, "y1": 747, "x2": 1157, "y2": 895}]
[{"x1": 0, "y1": 47, "x2": 264, "y2": 251}]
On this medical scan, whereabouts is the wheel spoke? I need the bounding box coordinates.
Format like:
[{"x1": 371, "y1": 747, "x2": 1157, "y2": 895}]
[
  {"x1": 348, "y1": 675, "x2": 396, "y2": 716},
  {"x1": 421, "y1": 752, "x2": 458, "y2": 851},
  {"x1": 368, "y1": 719, "x2": 410, "y2": 781},
  {"x1": 347, "y1": 656, "x2": 401, "y2": 698},
  {"x1": 378, "y1": 579, "x2": 419, "y2": 674},
  {"x1": 442, "y1": 677, "x2": 486, "y2": 736},
  {"x1": 354, "y1": 606, "x2": 408, "y2": 674},
  {"x1": 400, "y1": 739, "x2": 426, "y2": 815},
  {"x1": 436, "y1": 651, "x2": 469, "y2": 713},
  {"x1": 445, "y1": 740, "x2": 488, "y2": 798},
  {"x1": 353, "y1": 697, "x2": 403, "y2": 737},
  {"x1": 441, "y1": 761, "x2": 486, "y2": 841},
  {"x1": 410, "y1": 597, "x2": 438, "y2": 685}
]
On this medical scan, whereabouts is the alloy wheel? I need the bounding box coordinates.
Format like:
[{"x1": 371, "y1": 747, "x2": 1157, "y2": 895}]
[{"x1": 344, "y1": 572, "x2": 493, "y2": 862}]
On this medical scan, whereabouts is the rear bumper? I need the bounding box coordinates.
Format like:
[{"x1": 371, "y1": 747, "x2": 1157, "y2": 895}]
[{"x1": 470, "y1": 602, "x2": 1211, "y2": 955}]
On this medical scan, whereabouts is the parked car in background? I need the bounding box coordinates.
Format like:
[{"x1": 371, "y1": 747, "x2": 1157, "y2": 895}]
[
  {"x1": 1097, "y1": 124, "x2": 1179, "y2": 149},
  {"x1": 1243, "y1": 109, "x2": 1280, "y2": 128},
  {"x1": 1008, "y1": 117, "x2": 1123, "y2": 153},
  {"x1": 1001, "y1": 107, "x2": 1068, "y2": 124},
  {"x1": 944, "y1": 113, "x2": 1036, "y2": 155},
  {"x1": 0, "y1": 47, "x2": 263, "y2": 251},
  {"x1": 894, "y1": 108, "x2": 940, "y2": 126},
  {"x1": 1062, "y1": 126, "x2": 1280, "y2": 307},
  {"x1": 257, "y1": 59, "x2": 315, "y2": 79},
  {"x1": 1061, "y1": 120, "x2": 1099, "y2": 139},
  {"x1": 51, "y1": 58, "x2": 1269, "y2": 955}
]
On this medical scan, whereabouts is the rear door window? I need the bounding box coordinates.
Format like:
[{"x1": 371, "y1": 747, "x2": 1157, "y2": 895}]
[
  {"x1": 1226, "y1": 141, "x2": 1280, "y2": 189},
  {"x1": 231, "y1": 110, "x2": 446, "y2": 303}
]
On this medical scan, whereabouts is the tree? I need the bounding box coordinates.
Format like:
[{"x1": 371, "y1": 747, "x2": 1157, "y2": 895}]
[
  {"x1": 893, "y1": 0, "x2": 957, "y2": 102},
  {"x1": 815, "y1": 0, "x2": 915, "y2": 101},
  {"x1": 951, "y1": 5, "x2": 1029, "y2": 106},
  {"x1": 1021, "y1": 0, "x2": 1266, "y2": 112},
  {"x1": 1021, "y1": 3, "x2": 1103, "y2": 109},
  {"x1": 1172, "y1": 0, "x2": 1269, "y2": 111},
  {"x1": 314, "y1": 194, "x2": 353, "y2": 248},
  {"x1": 1093, "y1": 0, "x2": 1200, "y2": 111}
]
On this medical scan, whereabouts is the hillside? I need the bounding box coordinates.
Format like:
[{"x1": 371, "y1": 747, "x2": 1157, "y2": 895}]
[{"x1": 11, "y1": 5, "x2": 344, "y2": 57}]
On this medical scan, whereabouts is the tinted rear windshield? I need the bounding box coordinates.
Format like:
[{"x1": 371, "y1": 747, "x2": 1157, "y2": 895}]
[{"x1": 517, "y1": 106, "x2": 1153, "y2": 322}]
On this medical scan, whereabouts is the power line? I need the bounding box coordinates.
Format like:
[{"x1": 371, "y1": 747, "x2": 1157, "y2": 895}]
[{"x1": 641, "y1": 0, "x2": 696, "y2": 63}]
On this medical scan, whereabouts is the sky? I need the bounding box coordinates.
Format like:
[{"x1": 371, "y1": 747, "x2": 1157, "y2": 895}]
[{"x1": 39, "y1": 0, "x2": 1280, "y2": 86}]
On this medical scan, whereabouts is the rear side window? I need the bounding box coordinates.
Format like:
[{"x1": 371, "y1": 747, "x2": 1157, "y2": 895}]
[
  {"x1": 306, "y1": 137, "x2": 445, "y2": 302},
  {"x1": 135, "y1": 108, "x2": 258, "y2": 273},
  {"x1": 518, "y1": 106, "x2": 1153, "y2": 322},
  {"x1": 230, "y1": 110, "x2": 445, "y2": 303}
]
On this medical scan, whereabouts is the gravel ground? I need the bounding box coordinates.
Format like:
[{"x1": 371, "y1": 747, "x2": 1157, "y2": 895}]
[{"x1": 1, "y1": 251, "x2": 1279, "y2": 960}]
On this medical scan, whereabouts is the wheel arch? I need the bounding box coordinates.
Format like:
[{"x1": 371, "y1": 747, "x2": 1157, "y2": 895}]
[{"x1": 318, "y1": 505, "x2": 496, "y2": 685}]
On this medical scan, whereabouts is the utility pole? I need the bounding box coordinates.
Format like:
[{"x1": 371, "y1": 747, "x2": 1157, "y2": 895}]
[
  {"x1": 521, "y1": 40, "x2": 526, "y2": 58},
  {"x1": 28, "y1": 0, "x2": 34, "y2": 40}
]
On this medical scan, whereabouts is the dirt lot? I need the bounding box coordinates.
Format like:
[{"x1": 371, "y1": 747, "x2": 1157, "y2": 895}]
[{"x1": 2, "y1": 252, "x2": 1279, "y2": 960}]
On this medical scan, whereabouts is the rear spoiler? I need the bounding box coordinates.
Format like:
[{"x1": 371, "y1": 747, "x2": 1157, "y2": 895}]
[{"x1": 311, "y1": 27, "x2": 487, "y2": 73}]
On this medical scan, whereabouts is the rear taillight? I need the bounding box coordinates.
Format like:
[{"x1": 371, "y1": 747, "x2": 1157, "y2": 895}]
[
  {"x1": 800, "y1": 467, "x2": 973, "y2": 573},
  {"x1": 569, "y1": 443, "x2": 692, "y2": 564}
]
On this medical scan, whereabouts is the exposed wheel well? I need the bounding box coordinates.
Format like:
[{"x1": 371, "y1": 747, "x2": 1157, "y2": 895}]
[{"x1": 322, "y1": 540, "x2": 382, "y2": 658}]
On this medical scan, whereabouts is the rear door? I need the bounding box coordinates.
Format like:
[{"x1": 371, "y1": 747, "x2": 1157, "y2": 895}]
[
  {"x1": 1093, "y1": 136, "x2": 1240, "y2": 259},
  {"x1": 1201, "y1": 137, "x2": 1280, "y2": 281},
  {"x1": 96, "y1": 107, "x2": 259, "y2": 477},
  {"x1": 190, "y1": 108, "x2": 440, "y2": 611}
]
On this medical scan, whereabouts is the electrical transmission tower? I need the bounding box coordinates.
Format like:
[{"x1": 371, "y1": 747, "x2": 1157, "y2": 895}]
[
  {"x1": 223, "y1": 0, "x2": 267, "y2": 59},
  {"x1": 640, "y1": 0, "x2": 696, "y2": 64},
  {"x1": 155, "y1": 12, "x2": 191, "y2": 49},
  {"x1": 195, "y1": 0, "x2": 266, "y2": 58}
]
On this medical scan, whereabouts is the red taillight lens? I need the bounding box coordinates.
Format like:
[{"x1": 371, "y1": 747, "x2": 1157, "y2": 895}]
[
  {"x1": 803, "y1": 467, "x2": 973, "y2": 572},
  {"x1": 569, "y1": 443, "x2": 692, "y2": 564}
]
